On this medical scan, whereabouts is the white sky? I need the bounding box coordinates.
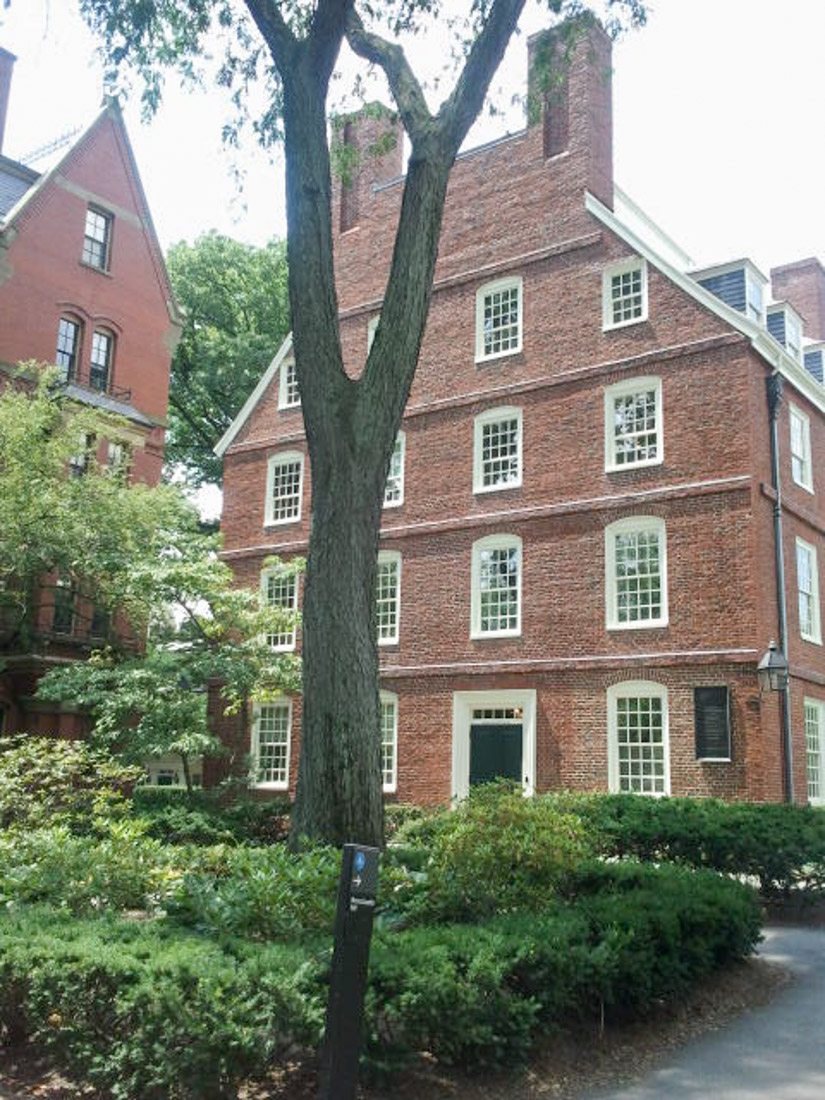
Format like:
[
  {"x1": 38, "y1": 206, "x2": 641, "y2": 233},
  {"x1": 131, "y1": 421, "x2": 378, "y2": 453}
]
[{"x1": 2, "y1": 0, "x2": 824, "y2": 277}]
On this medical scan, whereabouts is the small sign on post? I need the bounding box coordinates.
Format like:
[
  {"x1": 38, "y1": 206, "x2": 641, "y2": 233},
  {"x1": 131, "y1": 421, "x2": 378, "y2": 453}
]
[{"x1": 318, "y1": 843, "x2": 380, "y2": 1100}]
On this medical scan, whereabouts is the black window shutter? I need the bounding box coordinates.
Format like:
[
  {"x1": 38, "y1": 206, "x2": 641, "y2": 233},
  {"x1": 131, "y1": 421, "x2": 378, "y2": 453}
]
[{"x1": 695, "y1": 687, "x2": 731, "y2": 760}]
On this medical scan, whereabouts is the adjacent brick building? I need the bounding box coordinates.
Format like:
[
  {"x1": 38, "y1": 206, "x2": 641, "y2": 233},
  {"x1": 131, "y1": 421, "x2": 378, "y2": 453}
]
[
  {"x1": 214, "y1": 23, "x2": 825, "y2": 806},
  {"x1": 0, "y1": 48, "x2": 181, "y2": 736}
]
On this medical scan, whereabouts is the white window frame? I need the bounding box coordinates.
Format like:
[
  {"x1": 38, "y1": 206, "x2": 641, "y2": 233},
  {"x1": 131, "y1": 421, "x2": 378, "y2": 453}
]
[
  {"x1": 607, "y1": 680, "x2": 670, "y2": 795},
  {"x1": 261, "y1": 566, "x2": 299, "y2": 652},
  {"x1": 251, "y1": 700, "x2": 292, "y2": 790},
  {"x1": 475, "y1": 275, "x2": 523, "y2": 363},
  {"x1": 451, "y1": 688, "x2": 537, "y2": 801},
  {"x1": 376, "y1": 550, "x2": 401, "y2": 646},
  {"x1": 473, "y1": 406, "x2": 523, "y2": 494},
  {"x1": 796, "y1": 537, "x2": 822, "y2": 645},
  {"x1": 143, "y1": 754, "x2": 203, "y2": 789},
  {"x1": 805, "y1": 697, "x2": 825, "y2": 805},
  {"x1": 265, "y1": 450, "x2": 304, "y2": 526},
  {"x1": 278, "y1": 359, "x2": 301, "y2": 410},
  {"x1": 789, "y1": 404, "x2": 814, "y2": 493},
  {"x1": 367, "y1": 315, "x2": 380, "y2": 352},
  {"x1": 786, "y1": 314, "x2": 803, "y2": 363},
  {"x1": 605, "y1": 516, "x2": 668, "y2": 630},
  {"x1": 470, "y1": 533, "x2": 522, "y2": 639},
  {"x1": 383, "y1": 433, "x2": 406, "y2": 508},
  {"x1": 380, "y1": 690, "x2": 398, "y2": 793},
  {"x1": 602, "y1": 257, "x2": 648, "y2": 331},
  {"x1": 604, "y1": 376, "x2": 663, "y2": 472}
]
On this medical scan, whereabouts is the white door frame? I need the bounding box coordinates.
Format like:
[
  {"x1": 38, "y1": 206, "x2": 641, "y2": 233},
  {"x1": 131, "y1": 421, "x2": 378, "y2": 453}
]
[{"x1": 451, "y1": 688, "x2": 537, "y2": 802}]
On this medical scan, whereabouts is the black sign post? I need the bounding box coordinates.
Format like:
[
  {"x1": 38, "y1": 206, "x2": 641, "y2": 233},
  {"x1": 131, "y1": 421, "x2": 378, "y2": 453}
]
[{"x1": 318, "y1": 843, "x2": 380, "y2": 1100}]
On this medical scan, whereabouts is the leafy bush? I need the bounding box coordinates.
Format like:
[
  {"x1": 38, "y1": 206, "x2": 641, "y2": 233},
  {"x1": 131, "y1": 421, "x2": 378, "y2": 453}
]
[
  {"x1": 0, "y1": 908, "x2": 324, "y2": 1100},
  {"x1": 387, "y1": 783, "x2": 594, "y2": 922},
  {"x1": 133, "y1": 787, "x2": 291, "y2": 846},
  {"x1": 0, "y1": 736, "x2": 140, "y2": 833},
  {"x1": 557, "y1": 793, "x2": 825, "y2": 896}
]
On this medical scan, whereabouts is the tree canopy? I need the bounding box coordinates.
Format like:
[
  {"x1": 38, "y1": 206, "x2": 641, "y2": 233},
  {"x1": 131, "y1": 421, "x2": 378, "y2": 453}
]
[
  {"x1": 165, "y1": 232, "x2": 290, "y2": 486},
  {"x1": 77, "y1": 0, "x2": 645, "y2": 847}
]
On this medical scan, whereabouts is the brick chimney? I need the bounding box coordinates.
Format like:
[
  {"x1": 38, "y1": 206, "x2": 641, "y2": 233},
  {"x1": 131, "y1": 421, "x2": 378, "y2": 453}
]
[
  {"x1": 0, "y1": 48, "x2": 16, "y2": 157},
  {"x1": 527, "y1": 18, "x2": 613, "y2": 209},
  {"x1": 333, "y1": 104, "x2": 404, "y2": 235},
  {"x1": 770, "y1": 258, "x2": 825, "y2": 342}
]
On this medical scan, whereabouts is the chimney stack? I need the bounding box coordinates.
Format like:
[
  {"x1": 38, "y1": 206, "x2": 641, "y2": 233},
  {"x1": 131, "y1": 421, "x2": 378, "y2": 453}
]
[
  {"x1": 0, "y1": 48, "x2": 16, "y2": 157},
  {"x1": 334, "y1": 104, "x2": 404, "y2": 235},
  {"x1": 527, "y1": 18, "x2": 614, "y2": 209},
  {"x1": 770, "y1": 258, "x2": 825, "y2": 343}
]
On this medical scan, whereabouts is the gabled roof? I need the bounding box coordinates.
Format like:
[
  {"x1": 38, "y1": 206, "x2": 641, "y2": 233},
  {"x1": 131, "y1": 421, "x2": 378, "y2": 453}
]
[
  {"x1": 0, "y1": 99, "x2": 182, "y2": 330},
  {"x1": 214, "y1": 334, "x2": 293, "y2": 457}
]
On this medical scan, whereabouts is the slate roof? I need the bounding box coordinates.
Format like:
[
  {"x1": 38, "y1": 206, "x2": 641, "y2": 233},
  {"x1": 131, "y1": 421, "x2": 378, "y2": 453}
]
[{"x1": 0, "y1": 155, "x2": 38, "y2": 219}]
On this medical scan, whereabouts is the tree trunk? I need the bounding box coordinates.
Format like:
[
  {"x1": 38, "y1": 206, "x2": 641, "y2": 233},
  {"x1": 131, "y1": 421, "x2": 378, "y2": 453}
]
[
  {"x1": 290, "y1": 440, "x2": 385, "y2": 849},
  {"x1": 180, "y1": 752, "x2": 193, "y2": 796}
]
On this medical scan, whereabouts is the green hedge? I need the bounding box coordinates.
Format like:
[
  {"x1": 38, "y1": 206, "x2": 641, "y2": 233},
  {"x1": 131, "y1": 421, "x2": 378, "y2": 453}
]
[
  {"x1": 132, "y1": 788, "x2": 292, "y2": 846},
  {"x1": 557, "y1": 793, "x2": 825, "y2": 896},
  {"x1": 0, "y1": 863, "x2": 761, "y2": 1094}
]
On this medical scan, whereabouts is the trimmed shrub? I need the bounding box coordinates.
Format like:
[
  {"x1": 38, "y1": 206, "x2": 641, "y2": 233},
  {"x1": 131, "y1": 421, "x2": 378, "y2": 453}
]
[
  {"x1": 133, "y1": 787, "x2": 291, "y2": 846},
  {"x1": 0, "y1": 735, "x2": 140, "y2": 832}
]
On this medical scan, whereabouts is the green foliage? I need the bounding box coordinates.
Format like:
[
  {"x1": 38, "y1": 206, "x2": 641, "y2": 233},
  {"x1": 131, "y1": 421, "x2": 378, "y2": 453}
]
[
  {"x1": 0, "y1": 736, "x2": 140, "y2": 833},
  {"x1": 165, "y1": 233, "x2": 290, "y2": 486},
  {"x1": 133, "y1": 786, "x2": 291, "y2": 846},
  {"x1": 0, "y1": 908, "x2": 324, "y2": 1100},
  {"x1": 387, "y1": 782, "x2": 594, "y2": 921},
  {"x1": 557, "y1": 793, "x2": 825, "y2": 896}
]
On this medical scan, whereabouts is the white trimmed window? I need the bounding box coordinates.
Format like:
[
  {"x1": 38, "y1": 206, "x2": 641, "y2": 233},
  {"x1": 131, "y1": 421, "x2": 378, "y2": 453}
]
[
  {"x1": 476, "y1": 276, "x2": 523, "y2": 362},
  {"x1": 605, "y1": 377, "x2": 662, "y2": 471},
  {"x1": 605, "y1": 517, "x2": 668, "y2": 629},
  {"x1": 796, "y1": 537, "x2": 822, "y2": 644},
  {"x1": 265, "y1": 451, "x2": 304, "y2": 525},
  {"x1": 376, "y1": 551, "x2": 401, "y2": 645},
  {"x1": 384, "y1": 433, "x2": 405, "y2": 508},
  {"x1": 252, "y1": 701, "x2": 292, "y2": 788},
  {"x1": 278, "y1": 360, "x2": 300, "y2": 409},
  {"x1": 790, "y1": 405, "x2": 813, "y2": 493},
  {"x1": 262, "y1": 567, "x2": 298, "y2": 651},
  {"x1": 380, "y1": 690, "x2": 398, "y2": 793},
  {"x1": 471, "y1": 534, "x2": 522, "y2": 638},
  {"x1": 603, "y1": 258, "x2": 648, "y2": 330},
  {"x1": 608, "y1": 681, "x2": 670, "y2": 795},
  {"x1": 805, "y1": 698, "x2": 825, "y2": 804},
  {"x1": 473, "y1": 407, "x2": 522, "y2": 493}
]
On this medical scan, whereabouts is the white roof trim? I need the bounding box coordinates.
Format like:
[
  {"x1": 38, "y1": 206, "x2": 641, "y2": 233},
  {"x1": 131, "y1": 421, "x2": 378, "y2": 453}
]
[
  {"x1": 214, "y1": 333, "x2": 293, "y2": 457},
  {"x1": 585, "y1": 192, "x2": 825, "y2": 416}
]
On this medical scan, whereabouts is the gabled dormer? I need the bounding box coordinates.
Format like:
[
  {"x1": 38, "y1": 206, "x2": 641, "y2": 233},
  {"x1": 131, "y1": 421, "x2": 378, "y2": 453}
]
[
  {"x1": 691, "y1": 259, "x2": 768, "y2": 326},
  {"x1": 804, "y1": 342, "x2": 825, "y2": 385},
  {"x1": 766, "y1": 301, "x2": 805, "y2": 363}
]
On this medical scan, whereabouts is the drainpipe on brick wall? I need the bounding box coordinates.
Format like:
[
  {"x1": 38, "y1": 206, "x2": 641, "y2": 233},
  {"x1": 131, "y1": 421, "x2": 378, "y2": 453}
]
[{"x1": 766, "y1": 371, "x2": 794, "y2": 802}]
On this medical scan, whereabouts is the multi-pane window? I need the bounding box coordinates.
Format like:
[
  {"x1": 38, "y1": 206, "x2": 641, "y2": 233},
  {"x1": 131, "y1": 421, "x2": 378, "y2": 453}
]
[
  {"x1": 380, "y1": 691, "x2": 398, "y2": 792},
  {"x1": 376, "y1": 551, "x2": 401, "y2": 645},
  {"x1": 790, "y1": 406, "x2": 813, "y2": 492},
  {"x1": 384, "y1": 434, "x2": 405, "y2": 508},
  {"x1": 262, "y1": 568, "x2": 298, "y2": 651},
  {"x1": 608, "y1": 682, "x2": 669, "y2": 795},
  {"x1": 786, "y1": 315, "x2": 802, "y2": 362},
  {"x1": 278, "y1": 360, "x2": 300, "y2": 409},
  {"x1": 90, "y1": 330, "x2": 113, "y2": 392},
  {"x1": 603, "y1": 259, "x2": 647, "y2": 330},
  {"x1": 476, "y1": 277, "x2": 522, "y2": 361},
  {"x1": 52, "y1": 577, "x2": 75, "y2": 635},
  {"x1": 471, "y1": 535, "x2": 522, "y2": 638},
  {"x1": 56, "y1": 317, "x2": 81, "y2": 381},
  {"x1": 605, "y1": 377, "x2": 662, "y2": 470},
  {"x1": 82, "y1": 206, "x2": 112, "y2": 270},
  {"x1": 68, "y1": 433, "x2": 95, "y2": 479},
  {"x1": 265, "y1": 451, "x2": 303, "y2": 525},
  {"x1": 796, "y1": 538, "x2": 822, "y2": 644},
  {"x1": 253, "y1": 702, "x2": 291, "y2": 787},
  {"x1": 106, "y1": 440, "x2": 130, "y2": 477},
  {"x1": 474, "y1": 407, "x2": 522, "y2": 492},
  {"x1": 606, "y1": 517, "x2": 667, "y2": 629},
  {"x1": 805, "y1": 699, "x2": 824, "y2": 804}
]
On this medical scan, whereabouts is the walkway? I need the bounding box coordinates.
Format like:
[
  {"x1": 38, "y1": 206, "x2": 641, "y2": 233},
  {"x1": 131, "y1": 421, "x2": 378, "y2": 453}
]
[{"x1": 586, "y1": 925, "x2": 825, "y2": 1099}]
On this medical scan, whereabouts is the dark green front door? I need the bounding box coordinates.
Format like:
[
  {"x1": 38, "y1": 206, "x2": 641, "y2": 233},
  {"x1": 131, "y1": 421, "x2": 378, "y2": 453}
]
[{"x1": 469, "y1": 724, "x2": 523, "y2": 786}]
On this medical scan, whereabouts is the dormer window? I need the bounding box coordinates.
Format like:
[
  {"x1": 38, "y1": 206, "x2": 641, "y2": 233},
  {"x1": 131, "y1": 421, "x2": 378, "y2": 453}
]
[
  {"x1": 767, "y1": 303, "x2": 805, "y2": 363},
  {"x1": 693, "y1": 259, "x2": 767, "y2": 326},
  {"x1": 804, "y1": 344, "x2": 825, "y2": 385}
]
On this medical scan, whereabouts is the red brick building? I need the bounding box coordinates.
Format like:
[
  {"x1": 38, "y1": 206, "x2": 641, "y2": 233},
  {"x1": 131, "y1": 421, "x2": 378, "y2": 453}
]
[
  {"x1": 0, "y1": 48, "x2": 181, "y2": 735},
  {"x1": 214, "y1": 23, "x2": 825, "y2": 806}
]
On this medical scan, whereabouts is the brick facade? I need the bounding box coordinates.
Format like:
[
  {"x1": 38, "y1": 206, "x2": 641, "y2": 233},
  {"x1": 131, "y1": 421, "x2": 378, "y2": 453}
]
[
  {"x1": 215, "y1": 21, "x2": 825, "y2": 806},
  {"x1": 0, "y1": 71, "x2": 179, "y2": 735}
]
